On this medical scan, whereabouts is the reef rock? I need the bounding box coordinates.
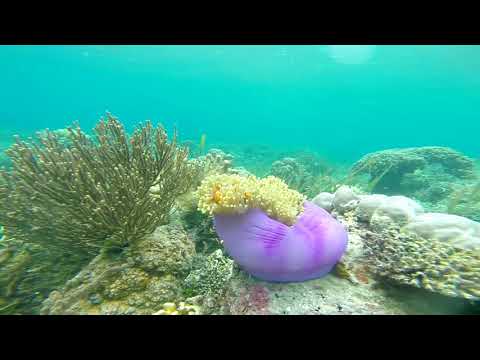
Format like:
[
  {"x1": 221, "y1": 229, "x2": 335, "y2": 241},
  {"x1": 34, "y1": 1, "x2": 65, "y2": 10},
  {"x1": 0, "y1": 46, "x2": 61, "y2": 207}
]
[
  {"x1": 130, "y1": 224, "x2": 195, "y2": 275},
  {"x1": 40, "y1": 223, "x2": 196, "y2": 315}
]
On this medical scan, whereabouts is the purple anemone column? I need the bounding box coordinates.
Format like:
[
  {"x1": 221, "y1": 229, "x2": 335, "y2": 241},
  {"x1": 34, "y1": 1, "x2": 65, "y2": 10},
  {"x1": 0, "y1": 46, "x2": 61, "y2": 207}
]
[{"x1": 213, "y1": 201, "x2": 348, "y2": 282}]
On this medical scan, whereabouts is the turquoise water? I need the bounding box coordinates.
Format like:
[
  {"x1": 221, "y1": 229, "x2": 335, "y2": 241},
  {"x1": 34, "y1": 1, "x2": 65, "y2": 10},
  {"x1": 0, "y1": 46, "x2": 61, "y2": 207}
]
[
  {"x1": 1, "y1": 45, "x2": 479, "y2": 162},
  {"x1": 2, "y1": 45, "x2": 480, "y2": 315}
]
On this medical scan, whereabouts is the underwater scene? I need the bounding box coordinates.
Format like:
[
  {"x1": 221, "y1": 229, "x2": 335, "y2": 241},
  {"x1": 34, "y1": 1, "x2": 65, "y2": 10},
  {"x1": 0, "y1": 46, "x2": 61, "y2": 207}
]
[{"x1": 1, "y1": 45, "x2": 480, "y2": 315}]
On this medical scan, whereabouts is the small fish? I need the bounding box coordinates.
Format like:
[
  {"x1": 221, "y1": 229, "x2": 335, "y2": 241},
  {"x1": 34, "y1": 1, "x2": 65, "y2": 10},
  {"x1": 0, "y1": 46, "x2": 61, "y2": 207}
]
[{"x1": 199, "y1": 134, "x2": 207, "y2": 154}]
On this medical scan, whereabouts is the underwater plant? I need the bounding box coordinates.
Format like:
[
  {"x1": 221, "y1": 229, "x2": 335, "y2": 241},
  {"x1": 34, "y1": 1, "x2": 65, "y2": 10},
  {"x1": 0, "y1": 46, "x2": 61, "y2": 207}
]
[
  {"x1": 196, "y1": 174, "x2": 348, "y2": 282},
  {"x1": 0, "y1": 113, "x2": 196, "y2": 254}
]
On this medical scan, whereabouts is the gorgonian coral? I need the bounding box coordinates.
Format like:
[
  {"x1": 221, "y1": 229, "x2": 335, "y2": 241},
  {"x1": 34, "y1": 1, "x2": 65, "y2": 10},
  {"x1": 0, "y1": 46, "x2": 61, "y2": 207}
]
[
  {"x1": 0, "y1": 113, "x2": 196, "y2": 253},
  {"x1": 0, "y1": 113, "x2": 197, "y2": 314}
]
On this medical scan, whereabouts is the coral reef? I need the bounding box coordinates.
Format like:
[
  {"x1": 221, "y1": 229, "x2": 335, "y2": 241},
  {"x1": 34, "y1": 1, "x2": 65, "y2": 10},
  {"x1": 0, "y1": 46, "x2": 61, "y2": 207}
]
[
  {"x1": 0, "y1": 114, "x2": 197, "y2": 314},
  {"x1": 36, "y1": 128, "x2": 93, "y2": 148},
  {"x1": 197, "y1": 174, "x2": 305, "y2": 225},
  {"x1": 217, "y1": 265, "x2": 461, "y2": 315},
  {"x1": 312, "y1": 192, "x2": 335, "y2": 212},
  {"x1": 129, "y1": 224, "x2": 195, "y2": 275},
  {"x1": 183, "y1": 249, "x2": 234, "y2": 299},
  {"x1": 269, "y1": 157, "x2": 315, "y2": 195},
  {"x1": 153, "y1": 301, "x2": 201, "y2": 315},
  {"x1": 269, "y1": 154, "x2": 340, "y2": 198},
  {"x1": 313, "y1": 186, "x2": 480, "y2": 303},
  {"x1": 350, "y1": 146, "x2": 476, "y2": 195},
  {"x1": 228, "y1": 282, "x2": 271, "y2": 315},
  {"x1": 175, "y1": 208, "x2": 222, "y2": 253},
  {"x1": 363, "y1": 226, "x2": 480, "y2": 301},
  {"x1": 219, "y1": 143, "x2": 280, "y2": 177},
  {"x1": 40, "y1": 222, "x2": 196, "y2": 315},
  {"x1": 441, "y1": 181, "x2": 480, "y2": 222},
  {"x1": 0, "y1": 239, "x2": 91, "y2": 314}
]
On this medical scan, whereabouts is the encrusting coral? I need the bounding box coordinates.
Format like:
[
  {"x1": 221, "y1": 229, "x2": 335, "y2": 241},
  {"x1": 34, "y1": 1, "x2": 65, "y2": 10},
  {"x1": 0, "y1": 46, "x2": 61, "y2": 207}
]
[
  {"x1": 183, "y1": 249, "x2": 234, "y2": 298},
  {"x1": 196, "y1": 173, "x2": 306, "y2": 226}
]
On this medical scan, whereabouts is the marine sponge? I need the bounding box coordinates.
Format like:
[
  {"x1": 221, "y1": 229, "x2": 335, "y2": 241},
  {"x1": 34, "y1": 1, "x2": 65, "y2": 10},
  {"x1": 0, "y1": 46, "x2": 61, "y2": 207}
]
[{"x1": 196, "y1": 174, "x2": 306, "y2": 226}]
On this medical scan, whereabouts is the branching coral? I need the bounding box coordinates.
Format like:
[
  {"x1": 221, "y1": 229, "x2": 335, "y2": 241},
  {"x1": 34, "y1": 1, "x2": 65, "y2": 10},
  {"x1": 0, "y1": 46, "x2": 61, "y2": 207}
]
[
  {"x1": 196, "y1": 174, "x2": 306, "y2": 225},
  {"x1": 0, "y1": 113, "x2": 197, "y2": 253}
]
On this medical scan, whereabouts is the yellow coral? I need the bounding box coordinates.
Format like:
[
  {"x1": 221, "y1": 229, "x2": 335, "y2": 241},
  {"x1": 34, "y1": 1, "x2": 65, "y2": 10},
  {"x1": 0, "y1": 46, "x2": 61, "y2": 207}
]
[
  {"x1": 196, "y1": 174, "x2": 306, "y2": 226},
  {"x1": 154, "y1": 302, "x2": 201, "y2": 315}
]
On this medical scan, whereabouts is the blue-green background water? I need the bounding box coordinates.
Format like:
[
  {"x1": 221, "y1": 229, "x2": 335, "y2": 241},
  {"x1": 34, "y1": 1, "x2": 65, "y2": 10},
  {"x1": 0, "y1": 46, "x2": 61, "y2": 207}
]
[{"x1": 1, "y1": 45, "x2": 479, "y2": 162}]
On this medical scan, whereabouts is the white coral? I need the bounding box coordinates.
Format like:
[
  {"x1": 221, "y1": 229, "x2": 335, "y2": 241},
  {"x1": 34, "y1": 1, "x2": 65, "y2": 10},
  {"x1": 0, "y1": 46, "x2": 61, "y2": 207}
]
[{"x1": 403, "y1": 213, "x2": 480, "y2": 250}]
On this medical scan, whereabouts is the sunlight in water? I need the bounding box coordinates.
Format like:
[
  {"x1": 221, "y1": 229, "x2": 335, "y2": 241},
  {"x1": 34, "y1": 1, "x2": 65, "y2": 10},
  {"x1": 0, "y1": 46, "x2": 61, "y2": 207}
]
[{"x1": 327, "y1": 45, "x2": 376, "y2": 64}]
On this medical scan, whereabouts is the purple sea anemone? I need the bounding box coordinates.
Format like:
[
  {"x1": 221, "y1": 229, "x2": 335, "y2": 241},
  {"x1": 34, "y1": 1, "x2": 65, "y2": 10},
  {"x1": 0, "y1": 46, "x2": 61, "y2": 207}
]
[{"x1": 213, "y1": 201, "x2": 348, "y2": 282}]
